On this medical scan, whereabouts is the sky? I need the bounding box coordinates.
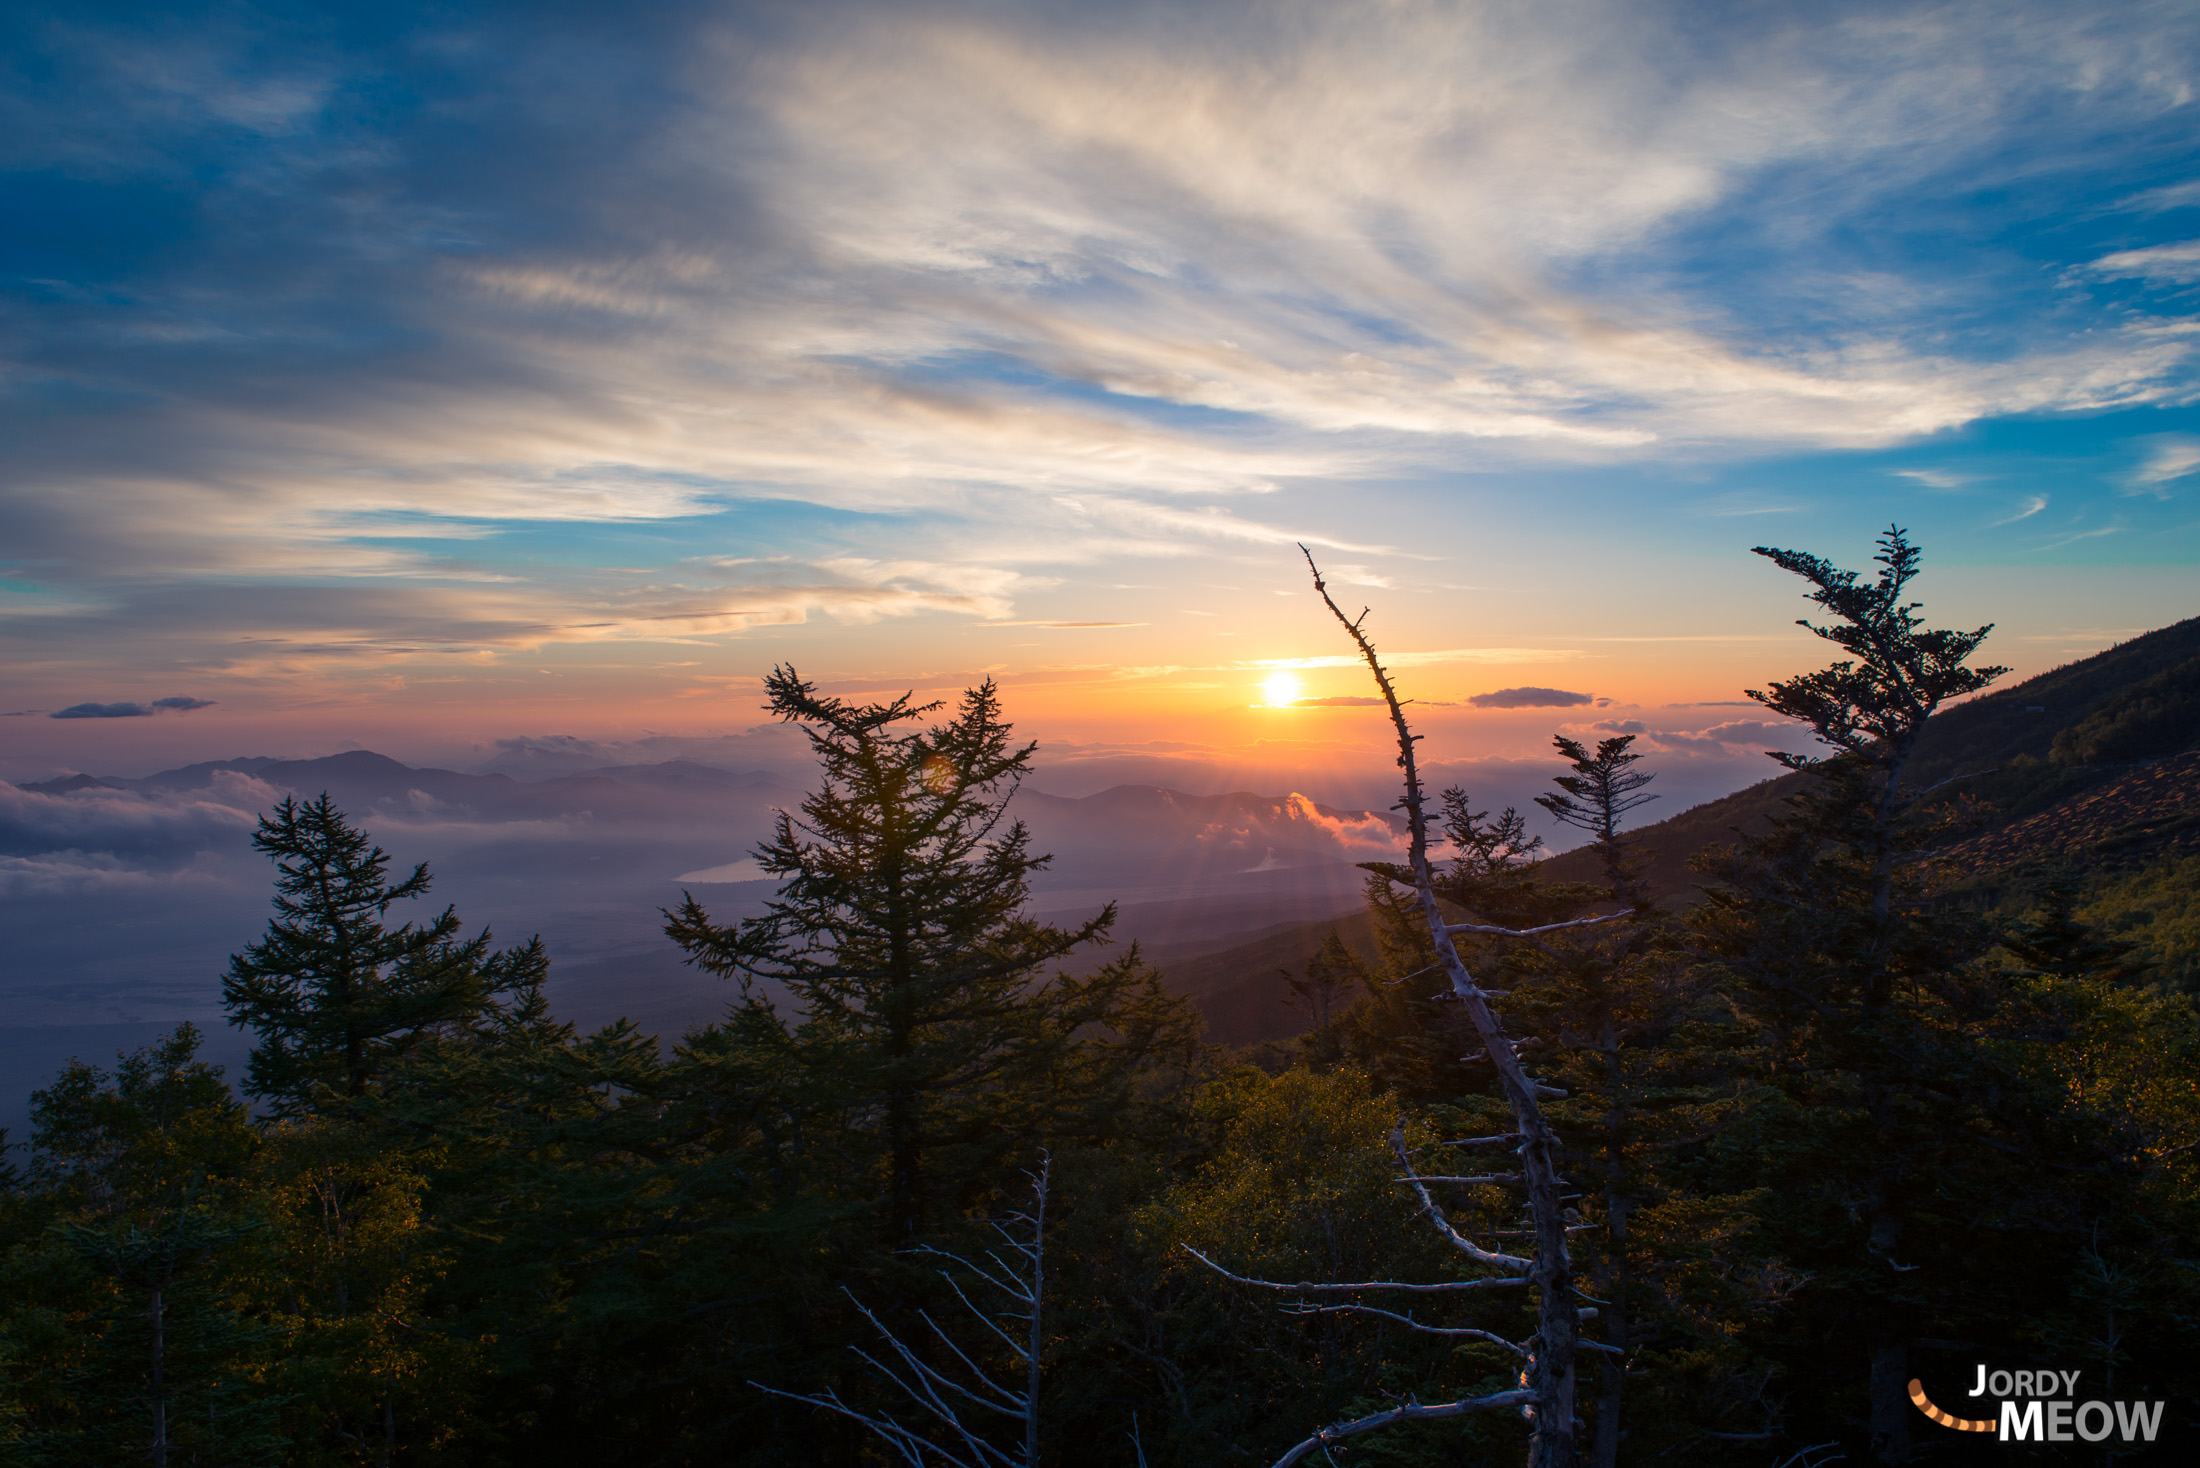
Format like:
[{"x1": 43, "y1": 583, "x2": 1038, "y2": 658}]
[{"x1": 5, "y1": 0, "x2": 2200, "y2": 804}]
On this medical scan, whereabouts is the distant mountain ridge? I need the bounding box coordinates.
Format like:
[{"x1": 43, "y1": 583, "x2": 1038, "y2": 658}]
[
  {"x1": 12, "y1": 749, "x2": 790, "y2": 826},
  {"x1": 12, "y1": 615, "x2": 2190, "y2": 1056},
  {"x1": 3, "y1": 753, "x2": 1409, "y2": 1109}
]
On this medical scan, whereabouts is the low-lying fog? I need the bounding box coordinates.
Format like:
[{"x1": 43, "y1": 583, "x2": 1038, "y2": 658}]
[{"x1": 1, "y1": 726, "x2": 1797, "y2": 1133}]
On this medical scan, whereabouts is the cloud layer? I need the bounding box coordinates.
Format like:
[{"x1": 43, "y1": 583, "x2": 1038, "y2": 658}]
[
  {"x1": 1471, "y1": 687, "x2": 1596, "y2": 709},
  {"x1": 2, "y1": 0, "x2": 2197, "y2": 696},
  {"x1": 46, "y1": 696, "x2": 218, "y2": 719}
]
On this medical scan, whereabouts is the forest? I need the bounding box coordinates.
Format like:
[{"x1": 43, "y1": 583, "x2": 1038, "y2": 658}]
[{"x1": 4, "y1": 528, "x2": 2197, "y2": 1468}]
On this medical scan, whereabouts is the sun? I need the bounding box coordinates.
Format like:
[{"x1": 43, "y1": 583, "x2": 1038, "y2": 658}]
[{"x1": 1261, "y1": 673, "x2": 1304, "y2": 707}]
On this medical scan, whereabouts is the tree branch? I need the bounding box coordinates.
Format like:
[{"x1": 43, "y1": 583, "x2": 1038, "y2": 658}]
[
  {"x1": 1183, "y1": 1245, "x2": 1529, "y2": 1294},
  {"x1": 1442, "y1": 914, "x2": 1623, "y2": 938},
  {"x1": 1279, "y1": 1302, "x2": 1527, "y2": 1354},
  {"x1": 1269, "y1": 1392, "x2": 1540, "y2": 1468},
  {"x1": 1387, "y1": 1125, "x2": 1534, "y2": 1270}
]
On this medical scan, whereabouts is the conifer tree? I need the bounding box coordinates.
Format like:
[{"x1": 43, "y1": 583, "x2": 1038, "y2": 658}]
[
  {"x1": 664, "y1": 667, "x2": 1197, "y2": 1244},
  {"x1": 1500, "y1": 736, "x2": 1783, "y2": 1464},
  {"x1": 222, "y1": 794, "x2": 549, "y2": 1116},
  {"x1": 1691, "y1": 527, "x2": 2013, "y2": 1463},
  {"x1": 8, "y1": 1027, "x2": 280, "y2": 1467},
  {"x1": 1534, "y1": 736, "x2": 1657, "y2": 910},
  {"x1": 1745, "y1": 525, "x2": 2004, "y2": 933}
]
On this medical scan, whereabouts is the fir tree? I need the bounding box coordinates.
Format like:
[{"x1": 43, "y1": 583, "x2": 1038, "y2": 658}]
[
  {"x1": 1534, "y1": 735, "x2": 1657, "y2": 910},
  {"x1": 7, "y1": 1027, "x2": 280, "y2": 1468},
  {"x1": 1746, "y1": 525, "x2": 2005, "y2": 937},
  {"x1": 1691, "y1": 527, "x2": 2016, "y2": 1463},
  {"x1": 1501, "y1": 737, "x2": 1781, "y2": 1465},
  {"x1": 222, "y1": 794, "x2": 549, "y2": 1116},
  {"x1": 1331, "y1": 792, "x2": 1573, "y2": 1105},
  {"x1": 664, "y1": 667, "x2": 1198, "y2": 1244}
]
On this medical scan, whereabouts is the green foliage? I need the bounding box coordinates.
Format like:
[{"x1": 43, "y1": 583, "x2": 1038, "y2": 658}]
[
  {"x1": 1328, "y1": 792, "x2": 1590, "y2": 1107},
  {"x1": 1748, "y1": 526, "x2": 2005, "y2": 777},
  {"x1": 1683, "y1": 529, "x2": 2200, "y2": 1462},
  {"x1": 1, "y1": 1026, "x2": 280, "y2": 1468},
  {"x1": 1130, "y1": 1068, "x2": 1521, "y2": 1468},
  {"x1": 1495, "y1": 737, "x2": 1784, "y2": 1465},
  {"x1": 1309, "y1": 874, "x2": 1451, "y2": 1100},
  {"x1": 664, "y1": 667, "x2": 1200, "y2": 1244},
  {"x1": 223, "y1": 794, "x2": 550, "y2": 1115},
  {"x1": 1904, "y1": 613, "x2": 2200, "y2": 787},
  {"x1": 13, "y1": 570, "x2": 2200, "y2": 1468},
  {"x1": 1533, "y1": 735, "x2": 1658, "y2": 902},
  {"x1": 2077, "y1": 851, "x2": 2200, "y2": 990},
  {"x1": 2051, "y1": 651, "x2": 2200, "y2": 765},
  {"x1": 241, "y1": 1121, "x2": 482, "y2": 1464}
]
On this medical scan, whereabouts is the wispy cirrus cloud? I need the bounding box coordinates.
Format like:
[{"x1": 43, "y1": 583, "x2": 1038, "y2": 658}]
[
  {"x1": 1894, "y1": 468, "x2": 1976, "y2": 490},
  {"x1": 2089, "y1": 240, "x2": 2200, "y2": 285},
  {"x1": 1994, "y1": 495, "x2": 2050, "y2": 524},
  {"x1": 2118, "y1": 179, "x2": 2200, "y2": 214},
  {"x1": 2127, "y1": 436, "x2": 2200, "y2": 496},
  {"x1": 3, "y1": 0, "x2": 2197, "y2": 704}
]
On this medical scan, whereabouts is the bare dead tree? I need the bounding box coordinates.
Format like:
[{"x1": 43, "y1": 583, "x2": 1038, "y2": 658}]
[
  {"x1": 1188, "y1": 551, "x2": 1603, "y2": 1468},
  {"x1": 756, "y1": 1155, "x2": 1051, "y2": 1468}
]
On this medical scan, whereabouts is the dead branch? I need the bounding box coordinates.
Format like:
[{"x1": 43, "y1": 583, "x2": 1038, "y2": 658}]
[
  {"x1": 1767, "y1": 1442, "x2": 1844, "y2": 1468},
  {"x1": 1443, "y1": 914, "x2": 1623, "y2": 938},
  {"x1": 753, "y1": 1155, "x2": 1051, "y2": 1468},
  {"x1": 1183, "y1": 1245, "x2": 1529, "y2": 1294},
  {"x1": 1269, "y1": 1392, "x2": 1540, "y2": 1468},
  {"x1": 1279, "y1": 1301, "x2": 1528, "y2": 1354},
  {"x1": 1302, "y1": 546, "x2": 1582, "y2": 1466},
  {"x1": 1388, "y1": 1125, "x2": 1534, "y2": 1270}
]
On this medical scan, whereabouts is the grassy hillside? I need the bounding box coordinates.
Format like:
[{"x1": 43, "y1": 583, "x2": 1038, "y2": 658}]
[
  {"x1": 1905, "y1": 613, "x2": 2200, "y2": 785},
  {"x1": 2081, "y1": 853, "x2": 2200, "y2": 990}
]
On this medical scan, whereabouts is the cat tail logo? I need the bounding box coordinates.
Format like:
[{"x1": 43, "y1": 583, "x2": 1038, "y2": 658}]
[{"x1": 1907, "y1": 1381, "x2": 1992, "y2": 1432}]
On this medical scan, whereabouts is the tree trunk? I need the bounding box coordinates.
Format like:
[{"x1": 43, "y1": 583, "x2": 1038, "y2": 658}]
[
  {"x1": 885, "y1": 855, "x2": 920, "y2": 1244},
  {"x1": 1025, "y1": 1158, "x2": 1047, "y2": 1468},
  {"x1": 1304, "y1": 549, "x2": 1581, "y2": 1468},
  {"x1": 1869, "y1": 1342, "x2": 1910, "y2": 1464},
  {"x1": 1592, "y1": 1347, "x2": 1623, "y2": 1468},
  {"x1": 1407, "y1": 779, "x2": 1578, "y2": 1468},
  {"x1": 1867, "y1": 1205, "x2": 1909, "y2": 1464},
  {"x1": 149, "y1": 1283, "x2": 167, "y2": 1468},
  {"x1": 1593, "y1": 1029, "x2": 1629, "y2": 1468}
]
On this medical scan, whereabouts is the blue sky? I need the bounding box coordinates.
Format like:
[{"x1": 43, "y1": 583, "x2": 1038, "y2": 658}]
[{"x1": 3, "y1": 0, "x2": 2198, "y2": 788}]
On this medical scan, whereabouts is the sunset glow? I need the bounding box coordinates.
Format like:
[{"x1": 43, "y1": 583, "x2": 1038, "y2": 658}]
[
  {"x1": 6, "y1": 9, "x2": 2198, "y2": 1449},
  {"x1": 0, "y1": 0, "x2": 2193, "y2": 805}
]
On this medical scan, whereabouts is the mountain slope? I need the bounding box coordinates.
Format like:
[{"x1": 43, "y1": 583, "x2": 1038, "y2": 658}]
[
  {"x1": 1168, "y1": 612, "x2": 2200, "y2": 1045},
  {"x1": 1904, "y1": 614, "x2": 2200, "y2": 786}
]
